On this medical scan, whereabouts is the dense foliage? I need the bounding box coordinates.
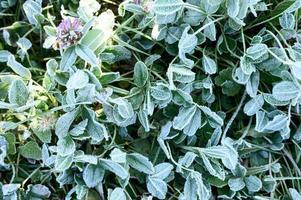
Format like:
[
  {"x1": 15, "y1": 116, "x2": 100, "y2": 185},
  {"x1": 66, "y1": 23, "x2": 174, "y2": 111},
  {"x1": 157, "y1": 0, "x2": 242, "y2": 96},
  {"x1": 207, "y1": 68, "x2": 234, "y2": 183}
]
[{"x1": 1, "y1": 0, "x2": 301, "y2": 199}]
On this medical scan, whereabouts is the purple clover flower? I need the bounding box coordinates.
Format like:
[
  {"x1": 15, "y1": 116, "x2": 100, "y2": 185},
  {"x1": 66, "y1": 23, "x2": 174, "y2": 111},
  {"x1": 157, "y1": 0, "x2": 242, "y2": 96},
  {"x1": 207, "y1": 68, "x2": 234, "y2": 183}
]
[{"x1": 56, "y1": 17, "x2": 83, "y2": 49}]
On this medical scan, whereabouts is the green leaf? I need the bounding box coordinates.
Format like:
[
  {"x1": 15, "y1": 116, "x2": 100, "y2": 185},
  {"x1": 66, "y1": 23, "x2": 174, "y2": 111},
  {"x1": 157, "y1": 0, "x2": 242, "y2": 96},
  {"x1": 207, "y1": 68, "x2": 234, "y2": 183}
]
[
  {"x1": 7, "y1": 55, "x2": 31, "y2": 79},
  {"x1": 146, "y1": 176, "x2": 167, "y2": 199},
  {"x1": 153, "y1": 0, "x2": 184, "y2": 15},
  {"x1": 134, "y1": 61, "x2": 149, "y2": 87},
  {"x1": 57, "y1": 135, "x2": 76, "y2": 156},
  {"x1": 75, "y1": 44, "x2": 99, "y2": 66},
  {"x1": 83, "y1": 164, "x2": 105, "y2": 188},
  {"x1": 3, "y1": 133, "x2": 16, "y2": 155},
  {"x1": 127, "y1": 153, "x2": 155, "y2": 174},
  {"x1": 81, "y1": 29, "x2": 105, "y2": 51},
  {"x1": 245, "y1": 176, "x2": 262, "y2": 192},
  {"x1": 8, "y1": 79, "x2": 29, "y2": 106},
  {"x1": 19, "y1": 141, "x2": 42, "y2": 160},
  {"x1": 202, "y1": 55, "x2": 217, "y2": 75},
  {"x1": 272, "y1": 81, "x2": 300, "y2": 101}
]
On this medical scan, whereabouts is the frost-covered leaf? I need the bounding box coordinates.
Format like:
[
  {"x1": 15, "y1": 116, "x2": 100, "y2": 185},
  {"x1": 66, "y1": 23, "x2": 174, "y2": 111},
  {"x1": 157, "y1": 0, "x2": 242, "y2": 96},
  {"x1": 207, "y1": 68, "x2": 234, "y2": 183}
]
[
  {"x1": 19, "y1": 141, "x2": 42, "y2": 160},
  {"x1": 75, "y1": 44, "x2": 99, "y2": 66},
  {"x1": 55, "y1": 108, "x2": 79, "y2": 138},
  {"x1": 279, "y1": 12, "x2": 295, "y2": 30},
  {"x1": 199, "y1": 106, "x2": 224, "y2": 127},
  {"x1": 109, "y1": 187, "x2": 126, "y2": 200},
  {"x1": 178, "y1": 27, "x2": 198, "y2": 67},
  {"x1": 240, "y1": 56, "x2": 256, "y2": 75},
  {"x1": 110, "y1": 148, "x2": 127, "y2": 163},
  {"x1": 228, "y1": 178, "x2": 245, "y2": 192},
  {"x1": 70, "y1": 119, "x2": 88, "y2": 136},
  {"x1": 203, "y1": 17, "x2": 216, "y2": 41},
  {"x1": 147, "y1": 177, "x2": 167, "y2": 199},
  {"x1": 246, "y1": 44, "x2": 268, "y2": 60},
  {"x1": 151, "y1": 163, "x2": 173, "y2": 180},
  {"x1": 272, "y1": 81, "x2": 300, "y2": 101},
  {"x1": 243, "y1": 94, "x2": 264, "y2": 116},
  {"x1": 227, "y1": 0, "x2": 239, "y2": 18},
  {"x1": 8, "y1": 79, "x2": 29, "y2": 106},
  {"x1": 26, "y1": 184, "x2": 51, "y2": 198},
  {"x1": 127, "y1": 153, "x2": 155, "y2": 174},
  {"x1": 55, "y1": 154, "x2": 73, "y2": 172},
  {"x1": 66, "y1": 70, "x2": 89, "y2": 90},
  {"x1": 57, "y1": 135, "x2": 76, "y2": 156},
  {"x1": 81, "y1": 29, "x2": 105, "y2": 51},
  {"x1": 202, "y1": 55, "x2": 217, "y2": 75},
  {"x1": 83, "y1": 164, "x2": 105, "y2": 188},
  {"x1": 246, "y1": 70, "x2": 259, "y2": 98},
  {"x1": 153, "y1": 0, "x2": 184, "y2": 15},
  {"x1": 264, "y1": 114, "x2": 288, "y2": 132},
  {"x1": 183, "y1": 108, "x2": 202, "y2": 136},
  {"x1": 138, "y1": 109, "x2": 150, "y2": 132},
  {"x1": 172, "y1": 65, "x2": 195, "y2": 83},
  {"x1": 23, "y1": 0, "x2": 42, "y2": 25},
  {"x1": 99, "y1": 159, "x2": 128, "y2": 179},
  {"x1": 245, "y1": 176, "x2": 262, "y2": 192},
  {"x1": 134, "y1": 61, "x2": 149, "y2": 87},
  {"x1": 289, "y1": 188, "x2": 301, "y2": 200},
  {"x1": 60, "y1": 46, "x2": 77, "y2": 71},
  {"x1": 173, "y1": 105, "x2": 197, "y2": 130},
  {"x1": 7, "y1": 55, "x2": 31, "y2": 79},
  {"x1": 184, "y1": 172, "x2": 210, "y2": 200}
]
